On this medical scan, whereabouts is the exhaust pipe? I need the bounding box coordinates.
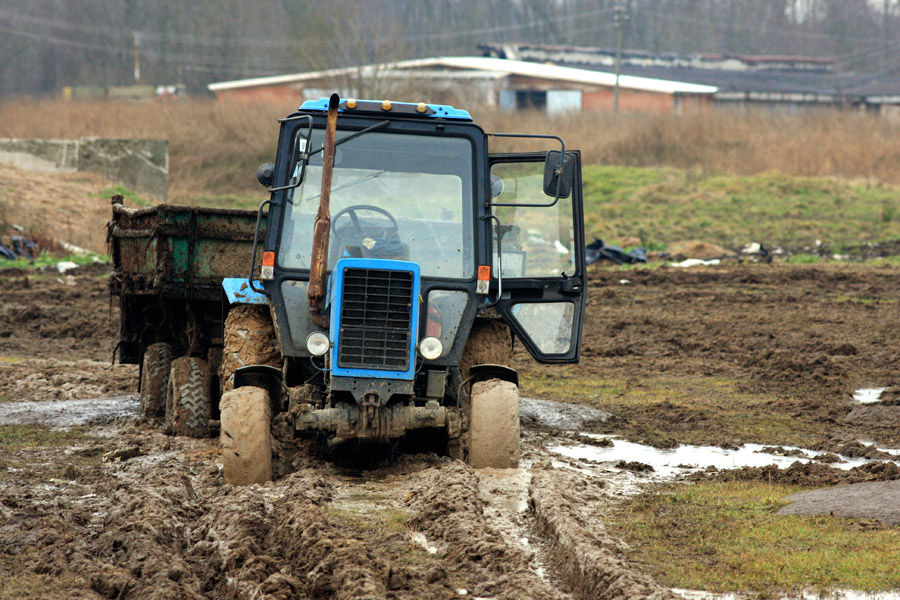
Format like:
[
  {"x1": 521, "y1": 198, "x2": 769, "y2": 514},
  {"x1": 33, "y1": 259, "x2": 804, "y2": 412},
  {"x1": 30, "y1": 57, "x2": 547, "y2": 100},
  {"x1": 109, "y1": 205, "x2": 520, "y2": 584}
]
[{"x1": 308, "y1": 93, "x2": 339, "y2": 328}]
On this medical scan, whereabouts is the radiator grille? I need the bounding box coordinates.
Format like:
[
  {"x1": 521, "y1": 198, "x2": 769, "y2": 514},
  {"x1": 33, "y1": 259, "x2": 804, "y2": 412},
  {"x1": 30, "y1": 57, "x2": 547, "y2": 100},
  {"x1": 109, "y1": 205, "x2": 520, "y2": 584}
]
[{"x1": 338, "y1": 268, "x2": 414, "y2": 370}]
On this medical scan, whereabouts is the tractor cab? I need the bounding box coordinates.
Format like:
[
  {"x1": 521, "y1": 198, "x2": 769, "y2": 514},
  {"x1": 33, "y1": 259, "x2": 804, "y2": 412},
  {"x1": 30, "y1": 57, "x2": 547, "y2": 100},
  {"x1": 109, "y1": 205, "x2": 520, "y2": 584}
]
[{"x1": 230, "y1": 94, "x2": 586, "y2": 474}]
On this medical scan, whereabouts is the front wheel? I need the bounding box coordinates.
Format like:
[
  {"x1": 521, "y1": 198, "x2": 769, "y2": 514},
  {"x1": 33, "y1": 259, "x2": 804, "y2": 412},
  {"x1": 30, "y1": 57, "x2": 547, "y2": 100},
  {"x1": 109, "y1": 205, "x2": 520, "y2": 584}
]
[
  {"x1": 468, "y1": 378, "x2": 520, "y2": 468},
  {"x1": 220, "y1": 386, "x2": 273, "y2": 486}
]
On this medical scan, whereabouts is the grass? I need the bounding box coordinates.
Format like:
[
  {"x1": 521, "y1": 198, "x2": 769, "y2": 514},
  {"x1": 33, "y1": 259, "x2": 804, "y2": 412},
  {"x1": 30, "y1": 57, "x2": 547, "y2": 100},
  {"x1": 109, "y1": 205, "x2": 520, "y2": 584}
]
[
  {"x1": 97, "y1": 185, "x2": 152, "y2": 208},
  {"x1": 580, "y1": 167, "x2": 900, "y2": 251},
  {"x1": 0, "y1": 250, "x2": 107, "y2": 270},
  {"x1": 0, "y1": 424, "x2": 96, "y2": 451},
  {"x1": 519, "y1": 371, "x2": 823, "y2": 448},
  {"x1": 607, "y1": 480, "x2": 900, "y2": 595},
  {"x1": 0, "y1": 571, "x2": 92, "y2": 599}
]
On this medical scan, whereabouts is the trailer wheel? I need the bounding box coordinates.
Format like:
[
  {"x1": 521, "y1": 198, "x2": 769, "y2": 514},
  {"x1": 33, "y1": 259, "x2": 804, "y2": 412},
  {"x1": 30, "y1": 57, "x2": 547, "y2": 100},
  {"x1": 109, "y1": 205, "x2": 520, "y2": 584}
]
[
  {"x1": 166, "y1": 357, "x2": 211, "y2": 438},
  {"x1": 468, "y1": 378, "x2": 520, "y2": 468},
  {"x1": 220, "y1": 305, "x2": 281, "y2": 394},
  {"x1": 220, "y1": 386, "x2": 272, "y2": 485},
  {"x1": 140, "y1": 343, "x2": 173, "y2": 419}
]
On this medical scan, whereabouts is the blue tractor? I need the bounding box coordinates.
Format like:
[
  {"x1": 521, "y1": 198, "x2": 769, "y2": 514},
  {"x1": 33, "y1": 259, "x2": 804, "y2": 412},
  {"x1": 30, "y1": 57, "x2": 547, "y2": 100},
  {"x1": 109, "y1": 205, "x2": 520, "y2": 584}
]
[{"x1": 218, "y1": 95, "x2": 586, "y2": 484}]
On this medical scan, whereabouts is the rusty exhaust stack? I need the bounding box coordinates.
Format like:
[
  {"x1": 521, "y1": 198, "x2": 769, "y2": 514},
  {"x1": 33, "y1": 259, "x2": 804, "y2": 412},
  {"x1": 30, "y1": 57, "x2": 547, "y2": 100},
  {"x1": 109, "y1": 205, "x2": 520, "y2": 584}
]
[{"x1": 307, "y1": 93, "x2": 340, "y2": 328}]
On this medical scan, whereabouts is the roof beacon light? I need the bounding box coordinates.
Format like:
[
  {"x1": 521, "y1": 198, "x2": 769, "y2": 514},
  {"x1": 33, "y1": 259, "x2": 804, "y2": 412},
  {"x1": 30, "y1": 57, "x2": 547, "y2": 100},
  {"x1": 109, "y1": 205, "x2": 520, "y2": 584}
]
[
  {"x1": 345, "y1": 98, "x2": 357, "y2": 109},
  {"x1": 416, "y1": 102, "x2": 428, "y2": 113},
  {"x1": 381, "y1": 100, "x2": 392, "y2": 111}
]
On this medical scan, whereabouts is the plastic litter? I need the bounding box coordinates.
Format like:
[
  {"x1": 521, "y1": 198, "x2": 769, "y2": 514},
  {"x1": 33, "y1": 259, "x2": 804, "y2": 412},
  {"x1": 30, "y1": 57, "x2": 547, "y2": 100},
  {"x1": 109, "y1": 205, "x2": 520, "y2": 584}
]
[{"x1": 585, "y1": 238, "x2": 647, "y2": 265}]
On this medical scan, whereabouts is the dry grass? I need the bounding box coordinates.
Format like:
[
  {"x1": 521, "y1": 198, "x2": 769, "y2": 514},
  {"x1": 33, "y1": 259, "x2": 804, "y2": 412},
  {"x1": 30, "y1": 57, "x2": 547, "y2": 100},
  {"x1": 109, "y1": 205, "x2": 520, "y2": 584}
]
[
  {"x1": 0, "y1": 98, "x2": 285, "y2": 201},
  {"x1": 3, "y1": 98, "x2": 900, "y2": 201},
  {"x1": 478, "y1": 107, "x2": 900, "y2": 186}
]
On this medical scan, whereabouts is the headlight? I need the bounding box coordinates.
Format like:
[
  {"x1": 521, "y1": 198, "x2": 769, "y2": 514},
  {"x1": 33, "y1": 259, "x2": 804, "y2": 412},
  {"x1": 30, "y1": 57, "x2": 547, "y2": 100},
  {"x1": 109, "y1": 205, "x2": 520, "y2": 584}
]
[
  {"x1": 418, "y1": 336, "x2": 443, "y2": 360},
  {"x1": 306, "y1": 332, "x2": 330, "y2": 356}
]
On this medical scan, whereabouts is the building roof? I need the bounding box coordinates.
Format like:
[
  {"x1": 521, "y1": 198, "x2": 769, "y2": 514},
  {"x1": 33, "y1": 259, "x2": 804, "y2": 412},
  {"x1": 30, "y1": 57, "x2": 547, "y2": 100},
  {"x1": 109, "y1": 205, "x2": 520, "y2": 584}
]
[
  {"x1": 208, "y1": 56, "x2": 717, "y2": 96},
  {"x1": 480, "y1": 43, "x2": 900, "y2": 103}
]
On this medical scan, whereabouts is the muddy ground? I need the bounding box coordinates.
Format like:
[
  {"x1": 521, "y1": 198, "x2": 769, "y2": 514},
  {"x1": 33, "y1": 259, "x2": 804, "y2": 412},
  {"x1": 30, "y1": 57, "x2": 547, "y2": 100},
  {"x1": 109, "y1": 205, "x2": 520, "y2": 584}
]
[{"x1": 1, "y1": 262, "x2": 899, "y2": 599}]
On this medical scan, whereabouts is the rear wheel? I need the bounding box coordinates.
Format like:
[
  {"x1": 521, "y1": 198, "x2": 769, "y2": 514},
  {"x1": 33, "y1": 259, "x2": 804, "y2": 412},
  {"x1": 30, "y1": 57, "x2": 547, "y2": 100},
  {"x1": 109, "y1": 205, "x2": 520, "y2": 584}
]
[
  {"x1": 165, "y1": 357, "x2": 211, "y2": 438},
  {"x1": 140, "y1": 343, "x2": 172, "y2": 419},
  {"x1": 220, "y1": 386, "x2": 273, "y2": 485},
  {"x1": 468, "y1": 378, "x2": 520, "y2": 468}
]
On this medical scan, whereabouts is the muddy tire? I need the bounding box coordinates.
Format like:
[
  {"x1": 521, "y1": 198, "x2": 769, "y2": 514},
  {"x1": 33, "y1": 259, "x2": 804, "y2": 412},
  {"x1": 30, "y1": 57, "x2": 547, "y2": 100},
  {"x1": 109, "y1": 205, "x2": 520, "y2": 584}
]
[
  {"x1": 469, "y1": 378, "x2": 520, "y2": 468},
  {"x1": 220, "y1": 305, "x2": 281, "y2": 394},
  {"x1": 165, "y1": 357, "x2": 211, "y2": 438},
  {"x1": 220, "y1": 386, "x2": 273, "y2": 485},
  {"x1": 140, "y1": 343, "x2": 173, "y2": 419}
]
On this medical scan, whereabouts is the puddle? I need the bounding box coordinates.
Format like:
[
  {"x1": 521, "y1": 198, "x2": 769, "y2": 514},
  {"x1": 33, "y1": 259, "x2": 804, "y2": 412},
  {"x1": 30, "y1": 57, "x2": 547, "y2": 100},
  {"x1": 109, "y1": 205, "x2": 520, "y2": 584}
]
[
  {"x1": 520, "y1": 397, "x2": 610, "y2": 431},
  {"x1": 676, "y1": 588, "x2": 900, "y2": 600},
  {"x1": 853, "y1": 388, "x2": 887, "y2": 404},
  {"x1": 550, "y1": 435, "x2": 898, "y2": 479},
  {"x1": 0, "y1": 394, "x2": 139, "y2": 427}
]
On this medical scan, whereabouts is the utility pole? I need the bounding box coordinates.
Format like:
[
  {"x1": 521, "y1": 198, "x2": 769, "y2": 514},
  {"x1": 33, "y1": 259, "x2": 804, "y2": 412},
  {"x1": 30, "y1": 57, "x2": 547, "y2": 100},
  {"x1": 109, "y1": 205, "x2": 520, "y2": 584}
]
[
  {"x1": 133, "y1": 31, "x2": 141, "y2": 84},
  {"x1": 613, "y1": 1, "x2": 629, "y2": 113}
]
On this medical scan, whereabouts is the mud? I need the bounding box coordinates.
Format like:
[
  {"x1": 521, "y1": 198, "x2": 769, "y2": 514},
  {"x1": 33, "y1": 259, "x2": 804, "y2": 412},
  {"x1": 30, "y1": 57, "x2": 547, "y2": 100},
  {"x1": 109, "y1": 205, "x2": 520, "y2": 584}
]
[
  {"x1": 519, "y1": 264, "x2": 900, "y2": 449},
  {"x1": 778, "y1": 480, "x2": 900, "y2": 525},
  {"x1": 3, "y1": 262, "x2": 900, "y2": 598}
]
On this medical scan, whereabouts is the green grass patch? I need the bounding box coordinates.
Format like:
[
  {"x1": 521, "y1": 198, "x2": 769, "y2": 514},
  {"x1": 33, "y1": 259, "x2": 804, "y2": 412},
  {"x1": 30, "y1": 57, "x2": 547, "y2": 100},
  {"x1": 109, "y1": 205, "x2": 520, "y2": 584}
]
[
  {"x1": 518, "y1": 371, "x2": 821, "y2": 447},
  {"x1": 582, "y1": 166, "x2": 900, "y2": 250},
  {"x1": 0, "y1": 250, "x2": 106, "y2": 269},
  {"x1": 96, "y1": 185, "x2": 152, "y2": 208},
  {"x1": 608, "y1": 480, "x2": 900, "y2": 595},
  {"x1": 789, "y1": 253, "x2": 824, "y2": 264},
  {"x1": 0, "y1": 424, "x2": 96, "y2": 451}
]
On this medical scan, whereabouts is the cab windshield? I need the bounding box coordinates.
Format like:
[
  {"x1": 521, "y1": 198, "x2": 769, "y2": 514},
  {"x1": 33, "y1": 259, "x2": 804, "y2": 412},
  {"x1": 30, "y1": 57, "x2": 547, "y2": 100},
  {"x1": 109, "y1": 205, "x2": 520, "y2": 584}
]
[{"x1": 278, "y1": 129, "x2": 474, "y2": 279}]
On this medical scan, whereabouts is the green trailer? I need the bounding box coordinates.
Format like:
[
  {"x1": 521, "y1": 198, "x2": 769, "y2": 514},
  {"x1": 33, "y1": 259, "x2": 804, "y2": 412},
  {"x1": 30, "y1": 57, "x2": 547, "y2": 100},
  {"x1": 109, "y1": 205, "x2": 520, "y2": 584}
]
[{"x1": 108, "y1": 195, "x2": 262, "y2": 430}]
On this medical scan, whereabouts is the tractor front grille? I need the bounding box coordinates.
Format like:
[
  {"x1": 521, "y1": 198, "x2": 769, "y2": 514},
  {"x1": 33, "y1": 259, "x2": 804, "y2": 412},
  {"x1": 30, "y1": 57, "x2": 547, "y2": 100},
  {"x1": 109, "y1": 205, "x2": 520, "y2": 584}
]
[{"x1": 337, "y1": 267, "x2": 414, "y2": 370}]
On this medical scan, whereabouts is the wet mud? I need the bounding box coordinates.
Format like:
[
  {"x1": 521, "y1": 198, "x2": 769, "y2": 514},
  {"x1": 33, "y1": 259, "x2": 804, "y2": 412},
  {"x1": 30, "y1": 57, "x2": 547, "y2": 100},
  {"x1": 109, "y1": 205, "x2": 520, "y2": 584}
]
[{"x1": 3, "y1": 263, "x2": 900, "y2": 598}]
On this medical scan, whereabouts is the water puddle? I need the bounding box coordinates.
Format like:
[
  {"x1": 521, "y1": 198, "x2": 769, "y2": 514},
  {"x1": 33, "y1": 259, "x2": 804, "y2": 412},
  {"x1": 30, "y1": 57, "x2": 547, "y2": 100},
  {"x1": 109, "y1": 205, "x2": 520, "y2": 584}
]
[
  {"x1": 520, "y1": 397, "x2": 610, "y2": 431},
  {"x1": 853, "y1": 388, "x2": 887, "y2": 404},
  {"x1": 0, "y1": 394, "x2": 139, "y2": 427},
  {"x1": 550, "y1": 435, "x2": 898, "y2": 480}
]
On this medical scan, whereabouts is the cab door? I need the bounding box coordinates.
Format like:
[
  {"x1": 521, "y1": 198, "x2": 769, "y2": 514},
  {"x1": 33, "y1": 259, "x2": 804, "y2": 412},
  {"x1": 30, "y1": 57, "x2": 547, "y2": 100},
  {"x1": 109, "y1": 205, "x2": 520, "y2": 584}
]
[{"x1": 488, "y1": 151, "x2": 586, "y2": 363}]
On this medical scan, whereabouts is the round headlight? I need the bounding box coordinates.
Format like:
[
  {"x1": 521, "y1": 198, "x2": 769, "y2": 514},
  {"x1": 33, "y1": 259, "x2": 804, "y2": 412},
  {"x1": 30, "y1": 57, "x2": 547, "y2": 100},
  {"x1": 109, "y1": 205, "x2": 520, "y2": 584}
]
[
  {"x1": 306, "y1": 332, "x2": 330, "y2": 356},
  {"x1": 418, "y1": 336, "x2": 443, "y2": 360}
]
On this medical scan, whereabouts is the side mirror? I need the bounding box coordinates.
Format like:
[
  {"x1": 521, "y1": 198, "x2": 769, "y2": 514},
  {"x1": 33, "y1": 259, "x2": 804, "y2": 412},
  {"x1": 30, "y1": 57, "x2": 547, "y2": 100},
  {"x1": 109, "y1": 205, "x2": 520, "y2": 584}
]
[
  {"x1": 256, "y1": 162, "x2": 275, "y2": 187},
  {"x1": 543, "y1": 151, "x2": 573, "y2": 199}
]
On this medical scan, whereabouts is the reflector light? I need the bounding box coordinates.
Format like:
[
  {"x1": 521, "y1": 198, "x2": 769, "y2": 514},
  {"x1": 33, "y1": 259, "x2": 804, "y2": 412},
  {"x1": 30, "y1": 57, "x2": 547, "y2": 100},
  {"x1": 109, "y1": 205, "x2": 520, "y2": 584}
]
[{"x1": 262, "y1": 251, "x2": 275, "y2": 267}]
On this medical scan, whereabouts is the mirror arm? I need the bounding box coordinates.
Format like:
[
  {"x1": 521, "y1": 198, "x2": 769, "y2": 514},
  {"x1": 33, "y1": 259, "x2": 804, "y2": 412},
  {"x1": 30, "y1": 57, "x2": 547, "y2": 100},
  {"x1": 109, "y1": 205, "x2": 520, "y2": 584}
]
[
  {"x1": 482, "y1": 214, "x2": 504, "y2": 308},
  {"x1": 248, "y1": 199, "x2": 274, "y2": 293}
]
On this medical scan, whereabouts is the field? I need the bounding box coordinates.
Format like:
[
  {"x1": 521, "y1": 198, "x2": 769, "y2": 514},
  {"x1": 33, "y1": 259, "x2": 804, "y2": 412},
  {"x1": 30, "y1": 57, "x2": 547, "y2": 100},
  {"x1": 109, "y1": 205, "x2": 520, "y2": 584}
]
[{"x1": 1, "y1": 100, "x2": 900, "y2": 599}]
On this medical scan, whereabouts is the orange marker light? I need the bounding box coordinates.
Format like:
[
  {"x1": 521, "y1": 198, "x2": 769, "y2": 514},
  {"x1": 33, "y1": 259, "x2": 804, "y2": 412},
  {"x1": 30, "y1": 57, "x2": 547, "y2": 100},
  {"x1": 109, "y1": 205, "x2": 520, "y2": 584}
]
[
  {"x1": 262, "y1": 251, "x2": 275, "y2": 267},
  {"x1": 382, "y1": 100, "x2": 392, "y2": 111},
  {"x1": 476, "y1": 265, "x2": 491, "y2": 295}
]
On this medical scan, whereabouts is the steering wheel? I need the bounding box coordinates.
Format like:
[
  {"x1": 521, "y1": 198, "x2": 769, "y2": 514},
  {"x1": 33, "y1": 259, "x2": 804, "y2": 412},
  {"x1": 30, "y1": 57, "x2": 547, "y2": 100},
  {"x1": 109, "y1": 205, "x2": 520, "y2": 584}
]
[{"x1": 331, "y1": 204, "x2": 399, "y2": 243}]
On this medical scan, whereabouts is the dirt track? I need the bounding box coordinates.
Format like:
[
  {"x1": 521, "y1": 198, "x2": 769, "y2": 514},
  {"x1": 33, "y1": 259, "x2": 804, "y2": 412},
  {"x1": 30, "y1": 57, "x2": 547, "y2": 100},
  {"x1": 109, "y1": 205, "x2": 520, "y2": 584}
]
[{"x1": 1, "y1": 262, "x2": 899, "y2": 599}]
